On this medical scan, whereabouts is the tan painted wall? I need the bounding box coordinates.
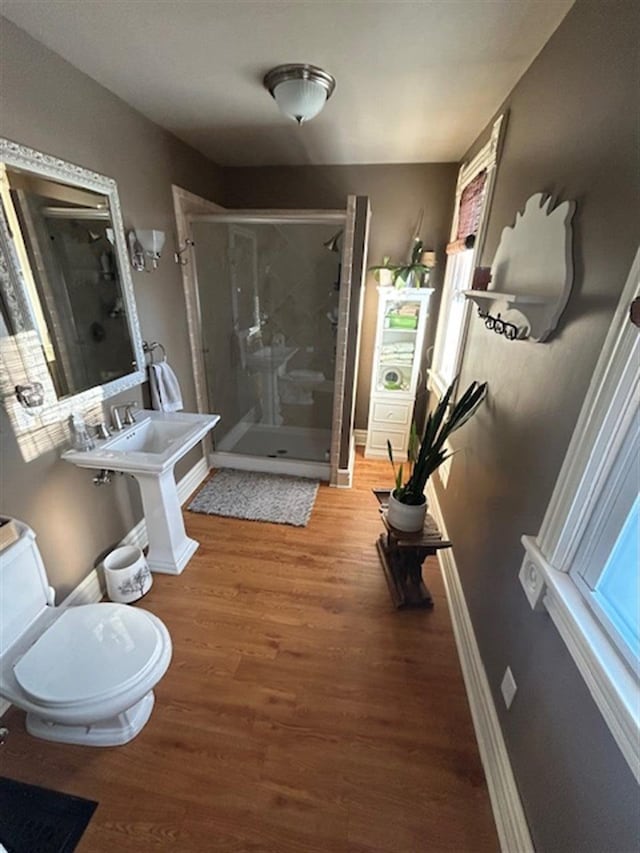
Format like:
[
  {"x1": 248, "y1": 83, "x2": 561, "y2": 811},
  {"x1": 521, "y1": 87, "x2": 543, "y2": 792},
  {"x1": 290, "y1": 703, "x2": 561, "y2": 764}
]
[
  {"x1": 432, "y1": 1, "x2": 640, "y2": 849},
  {"x1": 0, "y1": 18, "x2": 224, "y2": 598},
  {"x1": 222, "y1": 164, "x2": 458, "y2": 429}
]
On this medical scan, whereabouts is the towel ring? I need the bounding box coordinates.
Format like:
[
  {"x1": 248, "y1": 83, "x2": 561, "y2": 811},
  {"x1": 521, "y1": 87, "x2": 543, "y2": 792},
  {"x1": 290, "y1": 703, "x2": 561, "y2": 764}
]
[{"x1": 143, "y1": 340, "x2": 166, "y2": 364}]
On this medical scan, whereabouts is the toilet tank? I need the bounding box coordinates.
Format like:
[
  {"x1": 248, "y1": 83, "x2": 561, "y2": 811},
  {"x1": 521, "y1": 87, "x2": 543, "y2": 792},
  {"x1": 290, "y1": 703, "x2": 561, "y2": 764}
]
[{"x1": 0, "y1": 520, "x2": 54, "y2": 654}]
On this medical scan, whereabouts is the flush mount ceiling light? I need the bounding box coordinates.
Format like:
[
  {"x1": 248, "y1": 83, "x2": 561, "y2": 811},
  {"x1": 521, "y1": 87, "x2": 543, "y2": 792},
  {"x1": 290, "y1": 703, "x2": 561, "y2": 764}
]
[{"x1": 263, "y1": 64, "x2": 336, "y2": 125}]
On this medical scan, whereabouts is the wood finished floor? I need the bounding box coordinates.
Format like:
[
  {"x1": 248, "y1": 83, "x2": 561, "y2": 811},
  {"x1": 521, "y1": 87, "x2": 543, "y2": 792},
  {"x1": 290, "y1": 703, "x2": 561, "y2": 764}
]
[{"x1": 1, "y1": 454, "x2": 498, "y2": 852}]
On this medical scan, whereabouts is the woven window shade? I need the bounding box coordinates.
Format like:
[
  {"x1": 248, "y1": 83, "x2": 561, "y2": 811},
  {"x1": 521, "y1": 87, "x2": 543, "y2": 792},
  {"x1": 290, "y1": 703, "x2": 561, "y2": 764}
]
[{"x1": 446, "y1": 170, "x2": 488, "y2": 255}]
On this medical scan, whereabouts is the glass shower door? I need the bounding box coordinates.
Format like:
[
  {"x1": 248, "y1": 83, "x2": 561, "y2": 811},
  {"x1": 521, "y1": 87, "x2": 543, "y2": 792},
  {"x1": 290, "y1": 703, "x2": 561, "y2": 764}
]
[{"x1": 190, "y1": 214, "x2": 344, "y2": 470}]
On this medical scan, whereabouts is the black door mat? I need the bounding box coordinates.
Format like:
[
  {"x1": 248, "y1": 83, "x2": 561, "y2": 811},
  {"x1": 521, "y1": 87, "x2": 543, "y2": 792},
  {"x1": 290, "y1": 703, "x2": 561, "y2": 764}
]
[{"x1": 0, "y1": 777, "x2": 97, "y2": 853}]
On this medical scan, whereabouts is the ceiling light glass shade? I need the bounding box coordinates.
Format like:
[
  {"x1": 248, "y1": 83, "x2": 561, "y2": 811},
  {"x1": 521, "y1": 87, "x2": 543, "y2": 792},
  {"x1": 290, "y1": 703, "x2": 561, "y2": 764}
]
[{"x1": 264, "y1": 64, "x2": 335, "y2": 125}]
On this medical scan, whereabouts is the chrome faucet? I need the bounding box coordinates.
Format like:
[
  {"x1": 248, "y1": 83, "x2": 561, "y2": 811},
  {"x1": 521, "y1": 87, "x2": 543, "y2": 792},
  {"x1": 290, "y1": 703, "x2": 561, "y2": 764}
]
[
  {"x1": 110, "y1": 401, "x2": 138, "y2": 431},
  {"x1": 90, "y1": 422, "x2": 111, "y2": 440},
  {"x1": 124, "y1": 402, "x2": 138, "y2": 425}
]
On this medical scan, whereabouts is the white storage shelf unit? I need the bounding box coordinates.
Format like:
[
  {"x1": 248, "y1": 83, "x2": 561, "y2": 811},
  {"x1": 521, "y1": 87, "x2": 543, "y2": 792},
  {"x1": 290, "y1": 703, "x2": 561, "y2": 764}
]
[{"x1": 365, "y1": 287, "x2": 433, "y2": 459}]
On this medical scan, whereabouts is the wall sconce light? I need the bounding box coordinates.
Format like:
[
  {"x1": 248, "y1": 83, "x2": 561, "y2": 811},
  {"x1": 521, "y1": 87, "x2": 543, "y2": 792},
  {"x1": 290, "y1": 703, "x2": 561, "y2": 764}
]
[{"x1": 128, "y1": 229, "x2": 166, "y2": 272}]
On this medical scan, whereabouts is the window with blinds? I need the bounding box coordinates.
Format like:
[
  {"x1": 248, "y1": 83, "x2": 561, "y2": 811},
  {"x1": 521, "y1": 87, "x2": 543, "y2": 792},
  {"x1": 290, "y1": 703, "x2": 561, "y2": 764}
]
[{"x1": 446, "y1": 170, "x2": 488, "y2": 255}]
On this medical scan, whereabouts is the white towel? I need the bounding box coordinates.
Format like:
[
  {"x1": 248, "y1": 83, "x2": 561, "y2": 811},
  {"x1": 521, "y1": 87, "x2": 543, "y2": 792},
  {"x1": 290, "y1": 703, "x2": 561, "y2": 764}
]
[{"x1": 149, "y1": 362, "x2": 183, "y2": 412}]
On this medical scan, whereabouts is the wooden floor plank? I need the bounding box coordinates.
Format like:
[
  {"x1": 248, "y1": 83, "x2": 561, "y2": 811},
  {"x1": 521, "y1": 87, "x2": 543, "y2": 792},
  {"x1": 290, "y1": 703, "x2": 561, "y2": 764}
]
[{"x1": 0, "y1": 453, "x2": 498, "y2": 851}]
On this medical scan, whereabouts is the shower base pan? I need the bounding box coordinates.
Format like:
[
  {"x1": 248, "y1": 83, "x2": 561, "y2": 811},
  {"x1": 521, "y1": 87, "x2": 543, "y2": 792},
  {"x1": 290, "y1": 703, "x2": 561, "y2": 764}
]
[{"x1": 211, "y1": 424, "x2": 331, "y2": 481}]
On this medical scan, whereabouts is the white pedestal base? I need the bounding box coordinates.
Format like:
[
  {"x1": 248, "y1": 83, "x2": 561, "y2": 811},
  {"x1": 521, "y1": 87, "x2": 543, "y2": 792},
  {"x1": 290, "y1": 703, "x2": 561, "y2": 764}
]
[
  {"x1": 135, "y1": 469, "x2": 199, "y2": 575},
  {"x1": 147, "y1": 536, "x2": 199, "y2": 576},
  {"x1": 257, "y1": 369, "x2": 283, "y2": 426},
  {"x1": 26, "y1": 691, "x2": 155, "y2": 747}
]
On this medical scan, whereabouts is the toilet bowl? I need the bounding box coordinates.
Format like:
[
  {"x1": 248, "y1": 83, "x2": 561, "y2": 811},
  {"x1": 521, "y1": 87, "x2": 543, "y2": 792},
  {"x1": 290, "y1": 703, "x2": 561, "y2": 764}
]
[
  {"x1": 279, "y1": 369, "x2": 326, "y2": 406},
  {"x1": 0, "y1": 520, "x2": 172, "y2": 747}
]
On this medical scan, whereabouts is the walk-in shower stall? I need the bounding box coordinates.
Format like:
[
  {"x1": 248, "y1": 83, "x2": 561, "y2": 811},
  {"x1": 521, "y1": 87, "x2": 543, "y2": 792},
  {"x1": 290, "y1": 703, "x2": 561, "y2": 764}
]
[{"x1": 182, "y1": 197, "x2": 369, "y2": 486}]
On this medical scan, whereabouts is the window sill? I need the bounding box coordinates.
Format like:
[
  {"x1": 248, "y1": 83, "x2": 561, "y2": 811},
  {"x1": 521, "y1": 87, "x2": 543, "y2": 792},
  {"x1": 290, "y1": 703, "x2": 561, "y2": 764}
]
[{"x1": 520, "y1": 534, "x2": 640, "y2": 782}]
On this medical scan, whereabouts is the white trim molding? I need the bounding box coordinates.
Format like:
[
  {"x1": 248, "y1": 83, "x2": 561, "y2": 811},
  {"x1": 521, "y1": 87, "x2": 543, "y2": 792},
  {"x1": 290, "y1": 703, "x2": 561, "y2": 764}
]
[
  {"x1": 518, "y1": 247, "x2": 640, "y2": 782},
  {"x1": 172, "y1": 184, "x2": 225, "y2": 421},
  {"x1": 429, "y1": 113, "x2": 507, "y2": 400},
  {"x1": 353, "y1": 429, "x2": 367, "y2": 446},
  {"x1": 61, "y1": 565, "x2": 103, "y2": 608},
  {"x1": 427, "y1": 480, "x2": 534, "y2": 853},
  {"x1": 521, "y1": 536, "x2": 639, "y2": 783}
]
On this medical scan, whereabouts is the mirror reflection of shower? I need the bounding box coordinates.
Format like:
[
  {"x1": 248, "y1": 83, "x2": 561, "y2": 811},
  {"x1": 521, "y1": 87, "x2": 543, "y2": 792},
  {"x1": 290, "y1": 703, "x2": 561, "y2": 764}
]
[{"x1": 190, "y1": 215, "x2": 344, "y2": 475}]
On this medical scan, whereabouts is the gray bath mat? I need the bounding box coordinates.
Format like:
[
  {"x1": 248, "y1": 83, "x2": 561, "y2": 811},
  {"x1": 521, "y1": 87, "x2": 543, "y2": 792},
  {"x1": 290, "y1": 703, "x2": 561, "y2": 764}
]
[{"x1": 188, "y1": 469, "x2": 319, "y2": 527}]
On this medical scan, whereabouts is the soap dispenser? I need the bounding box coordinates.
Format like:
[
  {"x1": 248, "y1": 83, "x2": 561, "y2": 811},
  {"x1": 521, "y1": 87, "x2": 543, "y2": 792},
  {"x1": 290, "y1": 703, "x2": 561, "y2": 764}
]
[{"x1": 68, "y1": 413, "x2": 95, "y2": 451}]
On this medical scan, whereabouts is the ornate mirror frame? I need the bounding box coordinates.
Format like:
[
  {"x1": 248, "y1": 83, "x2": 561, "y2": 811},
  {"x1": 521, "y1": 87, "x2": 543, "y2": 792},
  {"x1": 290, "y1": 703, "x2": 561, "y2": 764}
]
[{"x1": 0, "y1": 137, "x2": 145, "y2": 420}]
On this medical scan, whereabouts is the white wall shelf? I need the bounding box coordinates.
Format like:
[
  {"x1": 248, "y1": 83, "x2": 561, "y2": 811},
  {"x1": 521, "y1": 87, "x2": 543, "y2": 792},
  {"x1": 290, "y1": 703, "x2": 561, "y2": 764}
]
[
  {"x1": 466, "y1": 192, "x2": 575, "y2": 342},
  {"x1": 464, "y1": 290, "x2": 549, "y2": 305},
  {"x1": 464, "y1": 289, "x2": 555, "y2": 341}
]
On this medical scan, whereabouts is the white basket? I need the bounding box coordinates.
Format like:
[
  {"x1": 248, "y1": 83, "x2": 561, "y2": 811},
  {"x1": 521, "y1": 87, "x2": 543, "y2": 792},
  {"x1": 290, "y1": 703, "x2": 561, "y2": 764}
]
[{"x1": 103, "y1": 545, "x2": 152, "y2": 604}]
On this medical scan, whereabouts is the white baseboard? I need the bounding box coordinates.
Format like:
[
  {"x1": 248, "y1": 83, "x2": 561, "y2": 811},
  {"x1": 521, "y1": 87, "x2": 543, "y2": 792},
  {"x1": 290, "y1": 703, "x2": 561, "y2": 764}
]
[
  {"x1": 61, "y1": 566, "x2": 104, "y2": 607},
  {"x1": 332, "y1": 439, "x2": 356, "y2": 489},
  {"x1": 426, "y1": 481, "x2": 534, "y2": 853},
  {"x1": 353, "y1": 429, "x2": 367, "y2": 446},
  {"x1": 121, "y1": 517, "x2": 147, "y2": 551},
  {"x1": 0, "y1": 457, "x2": 211, "y2": 721},
  {"x1": 177, "y1": 456, "x2": 210, "y2": 504}
]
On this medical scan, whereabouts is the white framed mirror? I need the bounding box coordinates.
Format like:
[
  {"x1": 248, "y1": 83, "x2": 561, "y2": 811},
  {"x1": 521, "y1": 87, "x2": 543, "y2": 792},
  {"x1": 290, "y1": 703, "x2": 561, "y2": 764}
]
[{"x1": 0, "y1": 138, "x2": 145, "y2": 426}]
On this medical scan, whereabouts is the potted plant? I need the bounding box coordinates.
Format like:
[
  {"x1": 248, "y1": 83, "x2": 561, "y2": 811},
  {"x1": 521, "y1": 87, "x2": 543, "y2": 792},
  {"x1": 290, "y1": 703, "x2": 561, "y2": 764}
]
[
  {"x1": 370, "y1": 239, "x2": 437, "y2": 289},
  {"x1": 386, "y1": 378, "x2": 487, "y2": 531}
]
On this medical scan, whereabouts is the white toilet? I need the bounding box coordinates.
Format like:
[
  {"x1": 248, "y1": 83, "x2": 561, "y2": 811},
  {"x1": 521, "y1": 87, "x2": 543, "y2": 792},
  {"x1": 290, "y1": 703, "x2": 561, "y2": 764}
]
[
  {"x1": 0, "y1": 520, "x2": 172, "y2": 747},
  {"x1": 279, "y1": 369, "x2": 327, "y2": 405}
]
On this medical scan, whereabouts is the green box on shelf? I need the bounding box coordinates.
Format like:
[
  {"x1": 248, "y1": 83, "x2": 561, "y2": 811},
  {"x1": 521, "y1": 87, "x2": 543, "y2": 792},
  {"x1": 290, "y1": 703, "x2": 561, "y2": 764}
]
[{"x1": 388, "y1": 314, "x2": 418, "y2": 330}]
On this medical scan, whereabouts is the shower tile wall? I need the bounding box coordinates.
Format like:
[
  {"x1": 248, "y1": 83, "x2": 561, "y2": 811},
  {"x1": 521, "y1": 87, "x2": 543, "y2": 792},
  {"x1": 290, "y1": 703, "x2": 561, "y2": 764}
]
[{"x1": 258, "y1": 224, "x2": 338, "y2": 431}]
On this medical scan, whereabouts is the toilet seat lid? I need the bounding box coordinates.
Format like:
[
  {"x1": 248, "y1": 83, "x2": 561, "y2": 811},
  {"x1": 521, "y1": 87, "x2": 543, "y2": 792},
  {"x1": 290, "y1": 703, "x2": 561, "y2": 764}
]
[{"x1": 14, "y1": 604, "x2": 163, "y2": 706}]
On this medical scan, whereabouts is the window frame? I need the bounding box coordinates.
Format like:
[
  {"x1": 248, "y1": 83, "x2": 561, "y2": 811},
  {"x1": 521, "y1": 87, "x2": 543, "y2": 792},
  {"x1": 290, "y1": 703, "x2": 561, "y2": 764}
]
[
  {"x1": 519, "y1": 247, "x2": 640, "y2": 782},
  {"x1": 429, "y1": 114, "x2": 506, "y2": 400},
  {"x1": 571, "y1": 441, "x2": 639, "y2": 672}
]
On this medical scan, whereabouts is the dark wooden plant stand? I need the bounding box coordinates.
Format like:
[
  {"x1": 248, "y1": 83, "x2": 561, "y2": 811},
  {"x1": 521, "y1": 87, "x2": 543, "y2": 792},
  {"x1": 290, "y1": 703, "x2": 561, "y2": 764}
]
[{"x1": 373, "y1": 490, "x2": 452, "y2": 609}]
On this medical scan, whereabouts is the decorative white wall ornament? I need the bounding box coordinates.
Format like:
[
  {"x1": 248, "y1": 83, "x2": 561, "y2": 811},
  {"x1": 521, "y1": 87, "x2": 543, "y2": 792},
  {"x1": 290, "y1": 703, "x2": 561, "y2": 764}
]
[{"x1": 465, "y1": 192, "x2": 575, "y2": 341}]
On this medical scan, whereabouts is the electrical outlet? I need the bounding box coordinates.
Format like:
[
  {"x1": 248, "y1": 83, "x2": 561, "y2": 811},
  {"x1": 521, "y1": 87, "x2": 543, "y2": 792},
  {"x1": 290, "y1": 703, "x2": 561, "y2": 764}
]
[{"x1": 501, "y1": 667, "x2": 517, "y2": 709}]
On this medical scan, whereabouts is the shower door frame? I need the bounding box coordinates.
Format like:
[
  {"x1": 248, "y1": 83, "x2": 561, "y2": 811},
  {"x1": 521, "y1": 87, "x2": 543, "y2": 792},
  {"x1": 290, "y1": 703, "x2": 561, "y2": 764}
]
[{"x1": 173, "y1": 187, "x2": 368, "y2": 486}]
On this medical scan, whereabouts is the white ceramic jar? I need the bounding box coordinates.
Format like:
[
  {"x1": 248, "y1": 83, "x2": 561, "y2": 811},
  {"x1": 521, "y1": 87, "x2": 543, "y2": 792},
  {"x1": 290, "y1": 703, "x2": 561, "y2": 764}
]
[
  {"x1": 103, "y1": 545, "x2": 152, "y2": 604},
  {"x1": 386, "y1": 492, "x2": 428, "y2": 533}
]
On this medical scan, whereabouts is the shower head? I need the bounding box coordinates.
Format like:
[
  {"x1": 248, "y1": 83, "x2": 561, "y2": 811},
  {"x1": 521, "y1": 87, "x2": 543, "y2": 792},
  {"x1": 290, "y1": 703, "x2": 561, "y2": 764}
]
[
  {"x1": 87, "y1": 229, "x2": 102, "y2": 244},
  {"x1": 323, "y1": 230, "x2": 343, "y2": 253}
]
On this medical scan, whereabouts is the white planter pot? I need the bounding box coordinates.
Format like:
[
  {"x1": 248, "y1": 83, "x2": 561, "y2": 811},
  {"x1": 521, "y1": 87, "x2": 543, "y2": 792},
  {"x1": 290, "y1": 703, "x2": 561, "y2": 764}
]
[
  {"x1": 103, "y1": 545, "x2": 152, "y2": 604},
  {"x1": 387, "y1": 492, "x2": 428, "y2": 532}
]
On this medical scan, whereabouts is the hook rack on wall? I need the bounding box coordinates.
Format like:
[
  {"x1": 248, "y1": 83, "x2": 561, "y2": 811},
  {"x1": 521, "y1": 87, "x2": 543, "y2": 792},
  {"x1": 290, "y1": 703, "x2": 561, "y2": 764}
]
[
  {"x1": 142, "y1": 340, "x2": 167, "y2": 363},
  {"x1": 476, "y1": 308, "x2": 522, "y2": 341}
]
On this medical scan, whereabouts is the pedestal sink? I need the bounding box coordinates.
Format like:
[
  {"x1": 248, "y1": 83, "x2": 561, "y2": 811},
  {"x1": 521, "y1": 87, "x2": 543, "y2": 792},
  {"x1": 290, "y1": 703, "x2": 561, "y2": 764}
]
[
  {"x1": 246, "y1": 345, "x2": 298, "y2": 425},
  {"x1": 63, "y1": 411, "x2": 219, "y2": 575}
]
